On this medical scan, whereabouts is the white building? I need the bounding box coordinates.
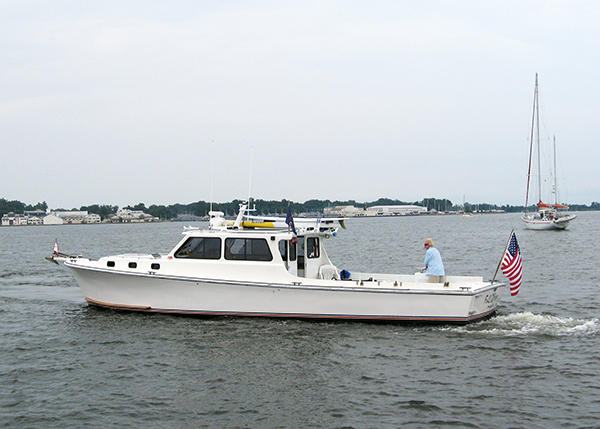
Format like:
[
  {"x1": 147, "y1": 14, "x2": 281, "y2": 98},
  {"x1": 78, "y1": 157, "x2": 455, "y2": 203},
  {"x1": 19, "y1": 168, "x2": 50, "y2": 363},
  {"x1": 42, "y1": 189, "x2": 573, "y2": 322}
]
[
  {"x1": 51, "y1": 211, "x2": 89, "y2": 224},
  {"x1": 1, "y1": 212, "x2": 28, "y2": 226},
  {"x1": 43, "y1": 214, "x2": 64, "y2": 225},
  {"x1": 2, "y1": 209, "x2": 103, "y2": 226},
  {"x1": 28, "y1": 216, "x2": 43, "y2": 225},
  {"x1": 324, "y1": 205, "x2": 427, "y2": 217},
  {"x1": 323, "y1": 206, "x2": 367, "y2": 216},
  {"x1": 113, "y1": 209, "x2": 156, "y2": 222},
  {"x1": 366, "y1": 205, "x2": 428, "y2": 216},
  {"x1": 85, "y1": 213, "x2": 101, "y2": 223}
]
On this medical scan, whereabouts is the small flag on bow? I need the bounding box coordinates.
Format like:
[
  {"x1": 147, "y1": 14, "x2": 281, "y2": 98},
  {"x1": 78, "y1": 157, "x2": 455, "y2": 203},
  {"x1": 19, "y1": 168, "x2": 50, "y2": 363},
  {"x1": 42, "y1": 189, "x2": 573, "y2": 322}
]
[
  {"x1": 501, "y1": 231, "x2": 522, "y2": 296},
  {"x1": 285, "y1": 204, "x2": 297, "y2": 235}
]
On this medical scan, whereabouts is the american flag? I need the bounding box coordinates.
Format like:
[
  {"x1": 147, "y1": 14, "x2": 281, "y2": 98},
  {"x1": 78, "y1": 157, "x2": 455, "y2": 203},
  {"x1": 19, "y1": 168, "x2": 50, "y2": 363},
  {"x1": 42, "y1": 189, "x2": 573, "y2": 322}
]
[{"x1": 501, "y1": 232, "x2": 522, "y2": 296}]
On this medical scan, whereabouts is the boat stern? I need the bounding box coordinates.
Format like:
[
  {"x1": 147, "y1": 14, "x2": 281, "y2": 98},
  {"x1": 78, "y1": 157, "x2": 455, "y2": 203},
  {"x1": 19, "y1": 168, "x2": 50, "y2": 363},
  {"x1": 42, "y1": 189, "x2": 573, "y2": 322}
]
[{"x1": 467, "y1": 282, "x2": 504, "y2": 321}]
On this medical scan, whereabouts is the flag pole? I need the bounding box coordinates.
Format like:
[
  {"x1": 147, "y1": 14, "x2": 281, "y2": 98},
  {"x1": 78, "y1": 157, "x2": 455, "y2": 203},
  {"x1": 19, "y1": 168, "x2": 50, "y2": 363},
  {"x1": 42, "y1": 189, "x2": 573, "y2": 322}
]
[{"x1": 492, "y1": 229, "x2": 514, "y2": 283}]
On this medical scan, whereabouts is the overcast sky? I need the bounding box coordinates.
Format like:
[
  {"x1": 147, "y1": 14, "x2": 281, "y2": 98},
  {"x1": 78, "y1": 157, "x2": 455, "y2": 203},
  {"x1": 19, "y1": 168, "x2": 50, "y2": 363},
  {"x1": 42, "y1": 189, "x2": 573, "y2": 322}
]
[{"x1": 2, "y1": 1, "x2": 599, "y2": 209}]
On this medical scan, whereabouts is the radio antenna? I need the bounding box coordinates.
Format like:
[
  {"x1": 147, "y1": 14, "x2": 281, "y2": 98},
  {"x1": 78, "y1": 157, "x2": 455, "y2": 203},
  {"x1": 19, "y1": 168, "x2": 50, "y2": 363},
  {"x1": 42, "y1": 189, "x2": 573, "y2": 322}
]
[
  {"x1": 248, "y1": 146, "x2": 253, "y2": 205},
  {"x1": 210, "y1": 140, "x2": 214, "y2": 213}
]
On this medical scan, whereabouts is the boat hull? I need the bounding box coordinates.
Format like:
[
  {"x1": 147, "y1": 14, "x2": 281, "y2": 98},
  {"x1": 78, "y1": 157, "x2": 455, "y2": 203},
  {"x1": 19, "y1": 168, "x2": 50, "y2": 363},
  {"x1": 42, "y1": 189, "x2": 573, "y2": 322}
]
[
  {"x1": 521, "y1": 213, "x2": 576, "y2": 230},
  {"x1": 65, "y1": 262, "x2": 503, "y2": 324}
]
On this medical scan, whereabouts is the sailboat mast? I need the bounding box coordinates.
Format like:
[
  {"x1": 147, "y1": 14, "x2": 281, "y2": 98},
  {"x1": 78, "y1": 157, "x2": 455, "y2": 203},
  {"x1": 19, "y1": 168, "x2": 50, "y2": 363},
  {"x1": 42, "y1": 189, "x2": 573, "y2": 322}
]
[
  {"x1": 553, "y1": 136, "x2": 558, "y2": 206},
  {"x1": 525, "y1": 73, "x2": 538, "y2": 211},
  {"x1": 535, "y1": 75, "x2": 541, "y2": 206}
]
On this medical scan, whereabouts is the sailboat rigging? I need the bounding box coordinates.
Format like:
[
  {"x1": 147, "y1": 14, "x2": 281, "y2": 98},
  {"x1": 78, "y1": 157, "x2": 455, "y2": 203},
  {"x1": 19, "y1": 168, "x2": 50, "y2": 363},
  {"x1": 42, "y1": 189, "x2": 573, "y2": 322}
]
[{"x1": 521, "y1": 74, "x2": 576, "y2": 230}]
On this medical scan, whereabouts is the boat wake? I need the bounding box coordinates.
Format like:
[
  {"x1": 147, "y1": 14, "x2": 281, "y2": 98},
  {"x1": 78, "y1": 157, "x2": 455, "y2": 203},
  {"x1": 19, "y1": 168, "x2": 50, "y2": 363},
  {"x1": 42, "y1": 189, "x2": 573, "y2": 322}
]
[{"x1": 446, "y1": 312, "x2": 599, "y2": 337}]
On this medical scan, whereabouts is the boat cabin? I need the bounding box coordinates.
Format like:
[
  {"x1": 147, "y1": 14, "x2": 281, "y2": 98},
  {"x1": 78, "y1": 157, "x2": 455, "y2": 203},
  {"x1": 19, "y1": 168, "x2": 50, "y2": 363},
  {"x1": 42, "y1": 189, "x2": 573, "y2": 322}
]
[{"x1": 169, "y1": 229, "x2": 340, "y2": 281}]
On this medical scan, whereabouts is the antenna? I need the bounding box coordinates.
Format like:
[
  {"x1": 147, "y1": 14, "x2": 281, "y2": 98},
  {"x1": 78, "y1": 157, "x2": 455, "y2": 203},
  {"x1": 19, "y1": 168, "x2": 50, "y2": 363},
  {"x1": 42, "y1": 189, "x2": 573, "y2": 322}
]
[
  {"x1": 248, "y1": 146, "x2": 253, "y2": 205},
  {"x1": 210, "y1": 140, "x2": 214, "y2": 213}
]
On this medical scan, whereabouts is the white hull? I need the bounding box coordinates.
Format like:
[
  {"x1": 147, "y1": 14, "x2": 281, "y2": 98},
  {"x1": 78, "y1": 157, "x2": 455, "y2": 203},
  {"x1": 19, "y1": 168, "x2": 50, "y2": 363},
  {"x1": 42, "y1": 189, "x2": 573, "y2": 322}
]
[
  {"x1": 65, "y1": 261, "x2": 502, "y2": 323},
  {"x1": 50, "y1": 202, "x2": 505, "y2": 324},
  {"x1": 521, "y1": 212, "x2": 576, "y2": 230}
]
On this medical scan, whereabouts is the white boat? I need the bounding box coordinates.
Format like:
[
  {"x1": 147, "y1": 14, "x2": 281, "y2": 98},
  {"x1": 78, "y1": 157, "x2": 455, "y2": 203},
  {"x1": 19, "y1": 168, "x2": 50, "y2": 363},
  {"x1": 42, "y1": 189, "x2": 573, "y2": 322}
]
[
  {"x1": 522, "y1": 74, "x2": 576, "y2": 230},
  {"x1": 48, "y1": 203, "x2": 505, "y2": 323},
  {"x1": 235, "y1": 207, "x2": 346, "y2": 232}
]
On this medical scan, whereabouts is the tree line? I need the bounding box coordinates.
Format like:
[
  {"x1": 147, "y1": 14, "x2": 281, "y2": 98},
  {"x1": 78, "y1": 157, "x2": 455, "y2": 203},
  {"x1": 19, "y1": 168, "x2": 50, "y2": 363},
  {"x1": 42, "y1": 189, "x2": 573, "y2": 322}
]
[
  {"x1": 0, "y1": 199, "x2": 48, "y2": 215},
  {"x1": 2, "y1": 197, "x2": 599, "y2": 220}
]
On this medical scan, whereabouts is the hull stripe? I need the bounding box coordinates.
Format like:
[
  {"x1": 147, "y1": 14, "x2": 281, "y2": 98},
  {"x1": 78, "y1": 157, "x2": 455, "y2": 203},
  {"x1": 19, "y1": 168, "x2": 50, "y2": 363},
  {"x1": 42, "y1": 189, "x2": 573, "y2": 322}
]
[{"x1": 84, "y1": 297, "x2": 497, "y2": 323}]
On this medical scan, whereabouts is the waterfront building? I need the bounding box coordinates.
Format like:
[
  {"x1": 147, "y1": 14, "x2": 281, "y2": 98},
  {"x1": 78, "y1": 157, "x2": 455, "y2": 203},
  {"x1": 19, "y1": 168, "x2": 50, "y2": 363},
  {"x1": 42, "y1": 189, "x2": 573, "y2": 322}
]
[
  {"x1": 324, "y1": 205, "x2": 428, "y2": 217},
  {"x1": 1, "y1": 212, "x2": 28, "y2": 226},
  {"x1": 366, "y1": 205, "x2": 428, "y2": 216}
]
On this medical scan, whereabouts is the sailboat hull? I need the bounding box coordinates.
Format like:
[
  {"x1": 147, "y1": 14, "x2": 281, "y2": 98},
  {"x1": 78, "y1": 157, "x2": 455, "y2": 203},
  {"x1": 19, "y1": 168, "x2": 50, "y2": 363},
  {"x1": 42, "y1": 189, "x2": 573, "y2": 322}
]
[{"x1": 521, "y1": 213, "x2": 576, "y2": 230}]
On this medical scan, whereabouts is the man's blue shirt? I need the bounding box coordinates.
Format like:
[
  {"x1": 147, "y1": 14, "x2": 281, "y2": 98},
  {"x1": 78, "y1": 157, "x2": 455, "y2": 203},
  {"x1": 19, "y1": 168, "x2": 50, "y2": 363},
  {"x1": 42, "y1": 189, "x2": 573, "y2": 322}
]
[{"x1": 424, "y1": 247, "x2": 445, "y2": 276}]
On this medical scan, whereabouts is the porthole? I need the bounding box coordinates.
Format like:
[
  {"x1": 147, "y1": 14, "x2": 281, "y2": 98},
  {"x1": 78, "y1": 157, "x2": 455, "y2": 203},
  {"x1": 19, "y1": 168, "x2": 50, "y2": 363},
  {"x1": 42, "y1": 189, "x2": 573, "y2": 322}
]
[
  {"x1": 107, "y1": 261, "x2": 115, "y2": 267},
  {"x1": 151, "y1": 263, "x2": 160, "y2": 270},
  {"x1": 128, "y1": 262, "x2": 137, "y2": 269}
]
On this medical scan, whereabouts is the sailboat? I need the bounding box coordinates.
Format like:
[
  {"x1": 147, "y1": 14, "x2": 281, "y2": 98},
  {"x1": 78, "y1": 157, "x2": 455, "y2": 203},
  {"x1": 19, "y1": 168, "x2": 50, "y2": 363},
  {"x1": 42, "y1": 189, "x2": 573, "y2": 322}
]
[{"x1": 521, "y1": 74, "x2": 576, "y2": 230}]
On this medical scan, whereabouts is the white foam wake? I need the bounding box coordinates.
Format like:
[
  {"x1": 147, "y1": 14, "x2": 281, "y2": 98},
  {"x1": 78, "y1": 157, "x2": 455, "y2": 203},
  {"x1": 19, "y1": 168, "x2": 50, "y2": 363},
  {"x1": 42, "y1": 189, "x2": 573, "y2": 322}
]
[{"x1": 450, "y1": 312, "x2": 599, "y2": 336}]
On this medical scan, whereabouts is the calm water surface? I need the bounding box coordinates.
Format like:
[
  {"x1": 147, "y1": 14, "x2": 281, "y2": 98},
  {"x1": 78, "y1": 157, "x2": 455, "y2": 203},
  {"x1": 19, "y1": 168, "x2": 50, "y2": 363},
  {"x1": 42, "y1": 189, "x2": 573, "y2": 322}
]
[{"x1": 1, "y1": 213, "x2": 599, "y2": 428}]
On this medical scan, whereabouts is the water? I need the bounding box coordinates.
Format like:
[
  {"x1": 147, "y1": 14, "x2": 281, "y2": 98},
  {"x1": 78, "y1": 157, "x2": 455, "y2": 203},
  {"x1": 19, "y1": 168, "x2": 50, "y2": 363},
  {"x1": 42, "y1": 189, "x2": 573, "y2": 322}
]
[{"x1": 1, "y1": 213, "x2": 599, "y2": 428}]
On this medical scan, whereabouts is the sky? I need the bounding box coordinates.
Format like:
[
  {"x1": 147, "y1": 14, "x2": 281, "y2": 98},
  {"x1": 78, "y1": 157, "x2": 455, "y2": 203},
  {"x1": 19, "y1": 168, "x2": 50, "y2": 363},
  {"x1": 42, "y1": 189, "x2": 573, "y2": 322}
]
[{"x1": 2, "y1": 1, "x2": 599, "y2": 210}]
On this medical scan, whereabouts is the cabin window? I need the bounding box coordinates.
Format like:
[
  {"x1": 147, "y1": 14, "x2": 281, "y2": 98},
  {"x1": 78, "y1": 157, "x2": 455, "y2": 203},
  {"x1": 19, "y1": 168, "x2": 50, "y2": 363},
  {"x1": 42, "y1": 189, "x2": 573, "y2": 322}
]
[
  {"x1": 151, "y1": 263, "x2": 160, "y2": 270},
  {"x1": 128, "y1": 262, "x2": 137, "y2": 268},
  {"x1": 278, "y1": 240, "x2": 287, "y2": 261},
  {"x1": 107, "y1": 261, "x2": 115, "y2": 267},
  {"x1": 297, "y1": 237, "x2": 304, "y2": 269},
  {"x1": 306, "y1": 237, "x2": 320, "y2": 258},
  {"x1": 174, "y1": 237, "x2": 222, "y2": 259},
  {"x1": 225, "y1": 238, "x2": 273, "y2": 261},
  {"x1": 279, "y1": 239, "x2": 297, "y2": 262}
]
